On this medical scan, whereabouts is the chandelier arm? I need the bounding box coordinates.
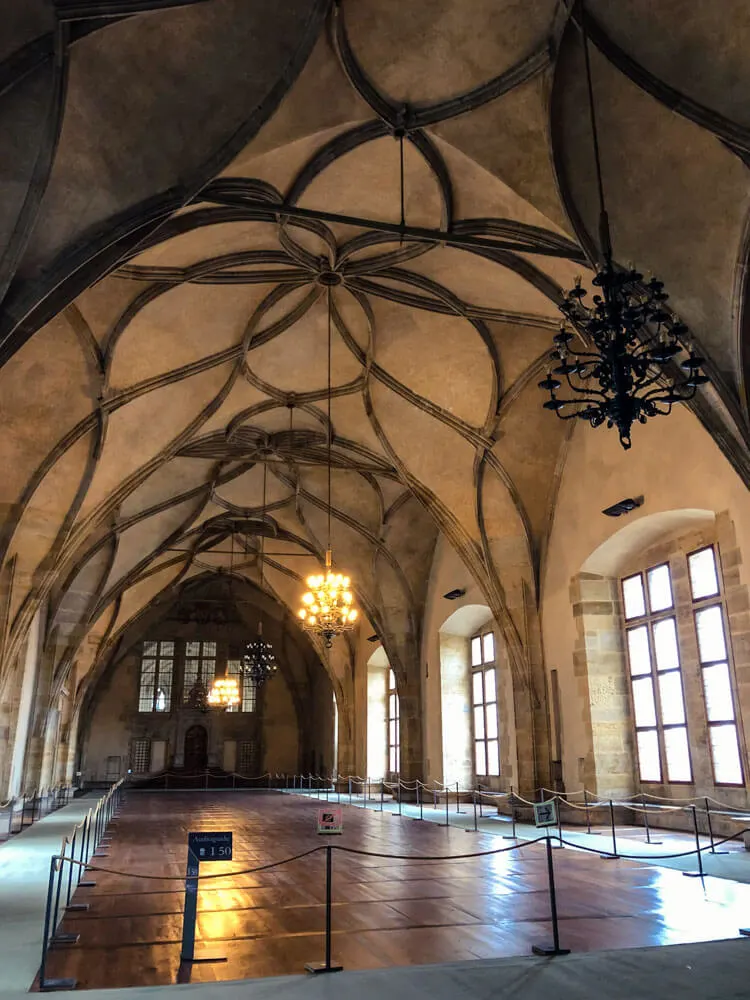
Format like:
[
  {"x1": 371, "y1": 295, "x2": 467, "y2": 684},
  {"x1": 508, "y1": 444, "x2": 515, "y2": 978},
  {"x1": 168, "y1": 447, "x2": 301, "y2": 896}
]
[
  {"x1": 554, "y1": 395, "x2": 607, "y2": 407},
  {"x1": 561, "y1": 372, "x2": 607, "y2": 396},
  {"x1": 554, "y1": 408, "x2": 584, "y2": 422}
]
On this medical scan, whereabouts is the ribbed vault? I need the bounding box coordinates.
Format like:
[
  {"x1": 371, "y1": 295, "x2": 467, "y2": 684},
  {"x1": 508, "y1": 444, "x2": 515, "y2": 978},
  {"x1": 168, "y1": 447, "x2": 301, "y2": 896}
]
[{"x1": 1, "y1": 0, "x2": 750, "y2": 786}]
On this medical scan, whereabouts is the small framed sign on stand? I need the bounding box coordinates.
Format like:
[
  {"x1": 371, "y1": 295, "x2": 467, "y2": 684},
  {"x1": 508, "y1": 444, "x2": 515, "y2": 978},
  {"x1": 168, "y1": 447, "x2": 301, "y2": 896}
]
[
  {"x1": 179, "y1": 831, "x2": 233, "y2": 970},
  {"x1": 317, "y1": 807, "x2": 343, "y2": 835}
]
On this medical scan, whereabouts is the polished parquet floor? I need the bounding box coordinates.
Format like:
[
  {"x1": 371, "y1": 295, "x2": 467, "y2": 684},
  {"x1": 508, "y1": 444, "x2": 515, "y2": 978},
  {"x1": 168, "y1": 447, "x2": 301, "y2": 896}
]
[{"x1": 40, "y1": 791, "x2": 750, "y2": 989}]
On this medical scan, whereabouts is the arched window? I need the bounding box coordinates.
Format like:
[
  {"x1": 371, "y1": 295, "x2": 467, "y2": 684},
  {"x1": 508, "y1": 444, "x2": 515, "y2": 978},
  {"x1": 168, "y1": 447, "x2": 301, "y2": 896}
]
[
  {"x1": 622, "y1": 545, "x2": 743, "y2": 786},
  {"x1": 183, "y1": 640, "x2": 217, "y2": 702},
  {"x1": 387, "y1": 668, "x2": 400, "y2": 774},
  {"x1": 471, "y1": 630, "x2": 500, "y2": 777}
]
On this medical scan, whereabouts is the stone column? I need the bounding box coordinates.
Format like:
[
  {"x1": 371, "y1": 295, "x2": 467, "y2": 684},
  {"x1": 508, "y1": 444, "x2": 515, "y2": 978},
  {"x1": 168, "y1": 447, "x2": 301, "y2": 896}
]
[{"x1": 570, "y1": 573, "x2": 635, "y2": 798}]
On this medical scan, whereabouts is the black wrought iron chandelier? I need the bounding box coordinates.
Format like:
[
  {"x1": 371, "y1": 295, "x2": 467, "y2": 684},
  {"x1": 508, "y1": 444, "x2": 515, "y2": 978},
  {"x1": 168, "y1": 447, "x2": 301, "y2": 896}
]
[{"x1": 539, "y1": 4, "x2": 708, "y2": 450}]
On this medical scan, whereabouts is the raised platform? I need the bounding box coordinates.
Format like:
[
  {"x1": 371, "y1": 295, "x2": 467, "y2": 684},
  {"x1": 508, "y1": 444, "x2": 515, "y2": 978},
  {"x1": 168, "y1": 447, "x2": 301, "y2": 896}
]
[{"x1": 34, "y1": 790, "x2": 750, "y2": 990}]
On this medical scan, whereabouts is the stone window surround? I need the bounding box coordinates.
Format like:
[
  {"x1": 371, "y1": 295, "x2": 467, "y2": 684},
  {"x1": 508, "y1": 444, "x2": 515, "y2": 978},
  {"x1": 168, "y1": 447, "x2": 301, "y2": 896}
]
[{"x1": 571, "y1": 510, "x2": 750, "y2": 806}]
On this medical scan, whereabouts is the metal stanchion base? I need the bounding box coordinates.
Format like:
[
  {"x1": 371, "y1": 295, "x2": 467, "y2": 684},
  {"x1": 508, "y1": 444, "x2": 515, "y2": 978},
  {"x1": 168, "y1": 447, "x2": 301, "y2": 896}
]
[
  {"x1": 599, "y1": 855, "x2": 619, "y2": 860},
  {"x1": 305, "y1": 962, "x2": 343, "y2": 974},
  {"x1": 92, "y1": 852, "x2": 109, "y2": 858},
  {"x1": 531, "y1": 944, "x2": 571, "y2": 957},
  {"x1": 79, "y1": 880, "x2": 96, "y2": 888},
  {"x1": 739, "y1": 927, "x2": 750, "y2": 936},
  {"x1": 51, "y1": 933, "x2": 80, "y2": 946},
  {"x1": 65, "y1": 903, "x2": 89, "y2": 912},
  {"x1": 465, "y1": 829, "x2": 480, "y2": 834},
  {"x1": 40, "y1": 978, "x2": 77, "y2": 990},
  {"x1": 682, "y1": 872, "x2": 704, "y2": 878}
]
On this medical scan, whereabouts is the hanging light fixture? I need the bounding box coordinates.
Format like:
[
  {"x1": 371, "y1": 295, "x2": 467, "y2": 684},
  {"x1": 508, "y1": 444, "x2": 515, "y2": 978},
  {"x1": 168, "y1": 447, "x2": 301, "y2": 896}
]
[
  {"x1": 297, "y1": 276, "x2": 359, "y2": 647},
  {"x1": 241, "y1": 459, "x2": 279, "y2": 685},
  {"x1": 539, "y1": 4, "x2": 708, "y2": 450},
  {"x1": 207, "y1": 676, "x2": 241, "y2": 709}
]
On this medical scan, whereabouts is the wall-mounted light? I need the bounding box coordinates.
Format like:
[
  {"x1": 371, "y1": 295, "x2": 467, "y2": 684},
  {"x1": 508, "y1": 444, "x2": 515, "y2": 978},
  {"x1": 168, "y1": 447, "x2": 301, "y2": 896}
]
[
  {"x1": 443, "y1": 588, "x2": 466, "y2": 601},
  {"x1": 602, "y1": 495, "x2": 644, "y2": 518}
]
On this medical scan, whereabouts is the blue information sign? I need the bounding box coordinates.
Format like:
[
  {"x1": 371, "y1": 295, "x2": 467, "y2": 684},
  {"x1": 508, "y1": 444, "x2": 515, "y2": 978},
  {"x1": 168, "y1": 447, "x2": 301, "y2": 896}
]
[
  {"x1": 181, "y1": 831, "x2": 233, "y2": 963},
  {"x1": 188, "y1": 831, "x2": 233, "y2": 861}
]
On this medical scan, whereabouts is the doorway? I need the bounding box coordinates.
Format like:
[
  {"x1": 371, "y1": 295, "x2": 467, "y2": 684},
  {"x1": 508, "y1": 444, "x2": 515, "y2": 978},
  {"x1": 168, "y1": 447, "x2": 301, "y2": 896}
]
[{"x1": 184, "y1": 725, "x2": 208, "y2": 771}]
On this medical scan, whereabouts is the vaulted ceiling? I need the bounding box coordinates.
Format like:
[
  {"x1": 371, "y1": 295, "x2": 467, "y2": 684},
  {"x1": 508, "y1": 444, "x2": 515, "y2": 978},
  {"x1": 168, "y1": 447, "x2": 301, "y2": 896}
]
[{"x1": 1, "y1": 0, "x2": 750, "y2": 708}]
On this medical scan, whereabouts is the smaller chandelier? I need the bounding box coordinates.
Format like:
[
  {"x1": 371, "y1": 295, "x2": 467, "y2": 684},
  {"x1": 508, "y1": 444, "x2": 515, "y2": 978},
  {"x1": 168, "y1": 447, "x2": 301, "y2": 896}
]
[
  {"x1": 540, "y1": 267, "x2": 708, "y2": 450},
  {"x1": 242, "y1": 622, "x2": 278, "y2": 686},
  {"x1": 298, "y1": 549, "x2": 358, "y2": 647},
  {"x1": 207, "y1": 676, "x2": 240, "y2": 710}
]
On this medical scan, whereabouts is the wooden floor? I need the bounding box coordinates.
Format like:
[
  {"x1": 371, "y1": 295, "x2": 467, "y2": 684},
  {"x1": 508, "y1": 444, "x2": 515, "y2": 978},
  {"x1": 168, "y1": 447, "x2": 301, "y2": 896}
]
[{"x1": 40, "y1": 791, "x2": 750, "y2": 990}]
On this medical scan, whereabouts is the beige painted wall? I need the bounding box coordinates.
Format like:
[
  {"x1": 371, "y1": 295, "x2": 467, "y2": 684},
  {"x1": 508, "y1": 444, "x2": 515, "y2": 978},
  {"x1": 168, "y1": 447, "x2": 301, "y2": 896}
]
[{"x1": 542, "y1": 404, "x2": 750, "y2": 795}]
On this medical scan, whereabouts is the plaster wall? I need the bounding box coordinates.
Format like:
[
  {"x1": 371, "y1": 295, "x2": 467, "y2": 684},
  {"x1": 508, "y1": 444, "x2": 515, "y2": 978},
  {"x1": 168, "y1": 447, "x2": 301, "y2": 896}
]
[
  {"x1": 542, "y1": 404, "x2": 750, "y2": 797},
  {"x1": 261, "y1": 675, "x2": 299, "y2": 774}
]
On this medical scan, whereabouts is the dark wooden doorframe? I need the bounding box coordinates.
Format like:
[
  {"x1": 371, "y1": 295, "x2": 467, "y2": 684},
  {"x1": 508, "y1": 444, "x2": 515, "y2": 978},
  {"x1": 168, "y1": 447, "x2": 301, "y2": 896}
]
[{"x1": 184, "y1": 724, "x2": 208, "y2": 772}]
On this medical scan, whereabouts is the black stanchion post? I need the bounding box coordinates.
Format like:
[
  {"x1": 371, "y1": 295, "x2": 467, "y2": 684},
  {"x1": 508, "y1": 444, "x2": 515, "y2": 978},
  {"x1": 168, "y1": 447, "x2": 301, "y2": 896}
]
[
  {"x1": 502, "y1": 790, "x2": 517, "y2": 840},
  {"x1": 557, "y1": 799, "x2": 564, "y2": 849},
  {"x1": 466, "y1": 790, "x2": 479, "y2": 833},
  {"x1": 348, "y1": 777, "x2": 352, "y2": 805},
  {"x1": 380, "y1": 784, "x2": 384, "y2": 811},
  {"x1": 683, "y1": 805, "x2": 705, "y2": 879},
  {"x1": 52, "y1": 847, "x2": 80, "y2": 946},
  {"x1": 305, "y1": 846, "x2": 343, "y2": 974},
  {"x1": 705, "y1": 797, "x2": 726, "y2": 854},
  {"x1": 445, "y1": 788, "x2": 450, "y2": 827},
  {"x1": 418, "y1": 783, "x2": 423, "y2": 821},
  {"x1": 479, "y1": 786, "x2": 484, "y2": 818},
  {"x1": 601, "y1": 799, "x2": 618, "y2": 859},
  {"x1": 584, "y1": 788, "x2": 591, "y2": 835},
  {"x1": 642, "y1": 793, "x2": 652, "y2": 844},
  {"x1": 531, "y1": 837, "x2": 571, "y2": 957},
  {"x1": 398, "y1": 782, "x2": 402, "y2": 816},
  {"x1": 66, "y1": 831, "x2": 77, "y2": 905}
]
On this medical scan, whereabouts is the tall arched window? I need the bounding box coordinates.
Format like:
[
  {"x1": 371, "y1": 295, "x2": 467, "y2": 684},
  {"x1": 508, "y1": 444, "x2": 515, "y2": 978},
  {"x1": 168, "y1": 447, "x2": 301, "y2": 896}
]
[
  {"x1": 138, "y1": 641, "x2": 174, "y2": 713},
  {"x1": 622, "y1": 545, "x2": 743, "y2": 786},
  {"x1": 471, "y1": 630, "x2": 500, "y2": 777},
  {"x1": 387, "y1": 668, "x2": 400, "y2": 774}
]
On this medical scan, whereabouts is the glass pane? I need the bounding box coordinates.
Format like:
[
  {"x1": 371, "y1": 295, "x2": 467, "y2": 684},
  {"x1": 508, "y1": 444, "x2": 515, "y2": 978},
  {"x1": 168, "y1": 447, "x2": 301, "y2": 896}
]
[
  {"x1": 652, "y1": 618, "x2": 679, "y2": 672},
  {"x1": 143, "y1": 641, "x2": 157, "y2": 655},
  {"x1": 482, "y1": 632, "x2": 495, "y2": 663},
  {"x1": 486, "y1": 709, "x2": 498, "y2": 740},
  {"x1": 484, "y1": 668, "x2": 496, "y2": 701},
  {"x1": 185, "y1": 641, "x2": 200, "y2": 657},
  {"x1": 622, "y1": 574, "x2": 646, "y2": 619},
  {"x1": 475, "y1": 742, "x2": 485, "y2": 776},
  {"x1": 203, "y1": 659, "x2": 216, "y2": 681},
  {"x1": 658, "y1": 671, "x2": 685, "y2": 725},
  {"x1": 631, "y1": 676, "x2": 657, "y2": 728},
  {"x1": 155, "y1": 689, "x2": 167, "y2": 712},
  {"x1": 647, "y1": 564, "x2": 673, "y2": 612},
  {"x1": 710, "y1": 724, "x2": 743, "y2": 784},
  {"x1": 627, "y1": 626, "x2": 651, "y2": 676},
  {"x1": 637, "y1": 730, "x2": 661, "y2": 782},
  {"x1": 389, "y1": 748, "x2": 397, "y2": 773},
  {"x1": 664, "y1": 727, "x2": 692, "y2": 782},
  {"x1": 140, "y1": 659, "x2": 156, "y2": 677},
  {"x1": 689, "y1": 547, "x2": 720, "y2": 601},
  {"x1": 388, "y1": 668, "x2": 395, "y2": 691},
  {"x1": 695, "y1": 606, "x2": 727, "y2": 663},
  {"x1": 389, "y1": 693, "x2": 397, "y2": 719},
  {"x1": 203, "y1": 641, "x2": 217, "y2": 656},
  {"x1": 471, "y1": 637, "x2": 482, "y2": 666},
  {"x1": 472, "y1": 672, "x2": 483, "y2": 705},
  {"x1": 159, "y1": 641, "x2": 174, "y2": 656},
  {"x1": 474, "y1": 706, "x2": 485, "y2": 740},
  {"x1": 703, "y1": 662, "x2": 735, "y2": 722},
  {"x1": 389, "y1": 720, "x2": 397, "y2": 746},
  {"x1": 487, "y1": 740, "x2": 500, "y2": 776}
]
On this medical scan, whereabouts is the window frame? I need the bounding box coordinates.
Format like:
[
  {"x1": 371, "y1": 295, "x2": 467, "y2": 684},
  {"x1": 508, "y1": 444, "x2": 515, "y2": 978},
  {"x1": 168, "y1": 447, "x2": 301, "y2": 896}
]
[
  {"x1": 182, "y1": 639, "x2": 217, "y2": 703},
  {"x1": 138, "y1": 641, "x2": 174, "y2": 714},
  {"x1": 688, "y1": 544, "x2": 745, "y2": 788},
  {"x1": 387, "y1": 667, "x2": 400, "y2": 776},
  {"x1": 471, "y1": 629, "x2": 500, "y2": 779},
  {"x1": 622, "y1": 565, "x2": 693, "y2": 785},
  {"x1": 225, "y1": 659, "x2": 257, "y2": 713}
]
